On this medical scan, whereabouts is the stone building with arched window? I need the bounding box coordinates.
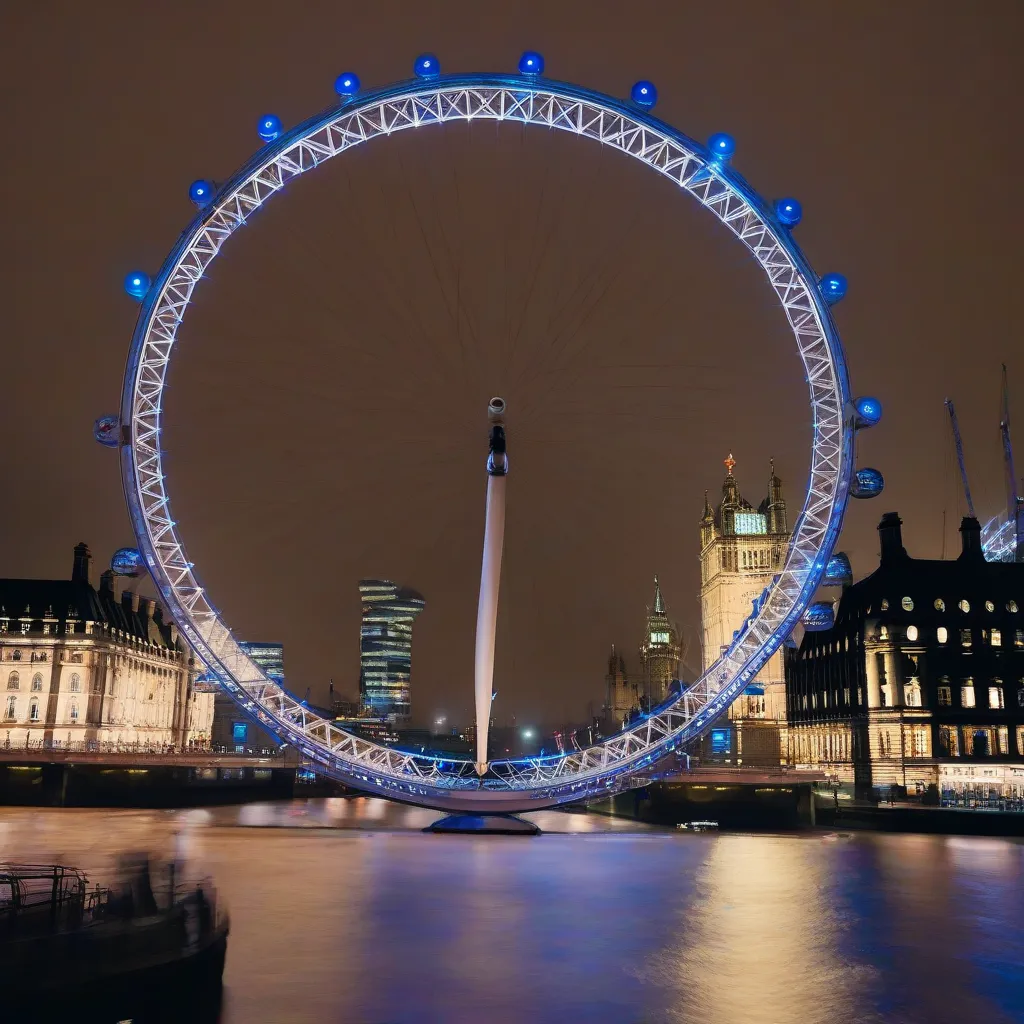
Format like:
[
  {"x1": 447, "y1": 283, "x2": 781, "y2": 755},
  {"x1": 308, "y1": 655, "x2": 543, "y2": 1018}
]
[{"x1": 0, "y1": 543, "x2": 213, "y2": 750}]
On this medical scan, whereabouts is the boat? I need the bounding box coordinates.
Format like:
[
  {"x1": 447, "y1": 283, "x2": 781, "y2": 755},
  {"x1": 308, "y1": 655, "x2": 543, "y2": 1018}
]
[
  {"x1": 2, "y1": 858, "x2": 228, "y2": 1021},
  {"x1": 677, "y1": 820, "x2": 719, "y2": 832}
]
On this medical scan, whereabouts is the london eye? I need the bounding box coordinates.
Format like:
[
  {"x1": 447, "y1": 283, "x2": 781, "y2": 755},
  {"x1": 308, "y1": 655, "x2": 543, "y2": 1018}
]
[{"x1": 110, "y1": 53, "x2": 882, "y2": 812}]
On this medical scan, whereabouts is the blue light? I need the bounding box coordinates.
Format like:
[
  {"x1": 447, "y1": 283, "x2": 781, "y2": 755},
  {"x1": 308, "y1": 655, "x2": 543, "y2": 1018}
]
[
  {"x1": 334, "y1": 73, "x2": 360, "y2": 97},
  {"x1": 708, "y1": 133, "x2": 735, "y2": 161},
  {"x1": 803, "y1": 601, "x2": 835, "y2": 631},
  {"x1": 820, "y1": 273, "x2": 848, "y2": 304},
  {"x1": 518, "y1": 51, "x2": 544, "y2": 75},
  {"x1": 111, "y1": 547, "x2": 143, "y2": 576},
  {"x1": 413, "y1": 54, "x2": 440, "y2": 79},
  {"x1": 124, "y1": 271, "x2": 151, "y2": 301},
  {"x1": 851, "y1": 467, "x2": 884, "y2": 499},
  {"x1": 93, "y1": 414, "x2": 120, "y2": 448},
  {"x1": 823, "y1": 551, "x2": 853, "y2": 585},
  {"x1": 630, "y1": 81, "x2": 657, "y2": 109},
  {"x1": 188, "y1": 179, "x2": 213, "y2": 207},
  {"x1": 854, "y1": 395, "x2": 882, "y2": 427},
  {"x1": 257, "y1": 114, "x2": 282, "y2": 142},
  {"x1": 774, "y1": 197, "x2": 802, "y2": 228}
]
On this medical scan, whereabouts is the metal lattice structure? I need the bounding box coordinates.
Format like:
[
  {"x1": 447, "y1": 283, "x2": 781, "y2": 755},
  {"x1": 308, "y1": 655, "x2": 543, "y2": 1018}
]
[{"x1": 120, "y1": 72, "x2": 858, "y2": 812}]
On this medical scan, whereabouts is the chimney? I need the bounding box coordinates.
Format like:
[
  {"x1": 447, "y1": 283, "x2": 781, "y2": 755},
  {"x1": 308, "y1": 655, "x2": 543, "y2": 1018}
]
[
  {"x1": 140, "y1": 597, "x2": 155, "y2": 621},
  {"x1": 72, "y1": 543, "x2": 92, "y2": 585},
  {"x1": 878, "y1": 513, "x2": 907, "y2": 565},
  {"x1": 122, "y1": 590, "x2": 140, "y2": 614},
  {"x1": 959, "y1": 516, "x2": 984, "y2": 560},
  {"x1": 99, "y1": 569, "x2": 115, "y2": 596}
]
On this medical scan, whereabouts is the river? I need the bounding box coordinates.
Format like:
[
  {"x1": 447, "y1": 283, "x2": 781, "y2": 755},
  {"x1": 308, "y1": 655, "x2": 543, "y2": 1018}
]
[{"x1": 1, "y1": 798, "x2": 1022, "y2": 1024}]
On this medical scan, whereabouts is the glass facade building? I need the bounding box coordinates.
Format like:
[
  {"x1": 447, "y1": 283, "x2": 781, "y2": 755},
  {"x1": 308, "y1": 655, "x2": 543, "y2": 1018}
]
[
  {"x1": 239, "y1": 641, "x2": 285, "y2": 684},
  {"x1": 358, "y1": 580, "x2": 425, "y2": 722}
]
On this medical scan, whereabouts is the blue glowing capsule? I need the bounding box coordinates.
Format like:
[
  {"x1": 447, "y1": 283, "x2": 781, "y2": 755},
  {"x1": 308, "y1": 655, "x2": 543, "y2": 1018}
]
[
  {"x1": 111, "y1": 546, "x2": 143, "y2": 577},
  {"x1": 854, "y1": 395, "x2": 883, "y2": 428},
  {"x1": 188, "y1": 179, "x2": 214, "y2": 207},
  {"x1": 334, "y1": 73, "x2": 360, "y2": 97},
  {"x1": 802, "y1": 601, "x2": 835, "y2": 631},
  {"x1": 518, "y1": 51, "x2": 544, "y2": 75},
  {"x1": 774, "y1": 197, "x2": 802, "y2": 228},
  {"x1": 93, "y1": 414, "x2": 120, "y2": 448},
  {"x1": 124, "y1": 271, "x2": 151, "y2": 301},
  {"x1": 413, "y1": 54, "x2": 440, "y2": 78},
  {"x1": 823, "y1": 551, "x2": 853, "y2": 586},
  {"x1": 851, "y1": 467, "x2": 884, "y2": 499},
  {"x1": 820, "y1": 272, "x2": 848, "y2": 304},
  {"x1": 630, "y1": 81, "x2": 657, "y2": 109},
  {"x1": 257, "y1": 114, "x2": 282, "y2": 142},
  {"x1": 708, "y1": 133, "x2": 735, "y2": 161}
]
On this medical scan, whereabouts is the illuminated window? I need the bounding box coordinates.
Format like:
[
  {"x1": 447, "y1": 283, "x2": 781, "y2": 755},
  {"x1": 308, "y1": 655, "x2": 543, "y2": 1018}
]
[
  {"x1": 937, "y1": 685, "x2": 952, "y2": 707},
  {"x1": 934, "y1": 598, "x2": 946, "y2": 612},
  {"x1": 901, "y1": 596, "x2": 914, "y2": 612},
  {"x1": 906, "y1": 625, "x2": 919, "y2": 641},
  {"x1": 991, "y1": 628, "x2": 1002, "y2": 647},
  {"x1": 843, "y1": 687, "x2": 851, "y2": 704},
  {"x1": 961, "y1": 683, "x2": 976, "y2": 708},
  {"x1": 905, "y1": 681, "x2": 922, "y2": 707},
  {"x1": 734, "y1": 512, "x2": 767, "y2": 535},
  {"x1": 960, "y1": 629, "x2": 972, "y2": 648},
  {"x1": 985, "y1": 600, "x2": 995, "y2": 612},
  {"x1": 937, "y1": 626, "x2": 948, "y2": 643},
  {"x1": 1015, "y1": 630, "x2": 1024, "y2": 648},
  {"x1": 989, "y1": 686, "x2": 1005, "y2": 710},
  {"x1": 959, "y1": 599, "x2": 970, "y2": 613},
  {"x1": 1018, "y1": 727, "x2": 1024, "y2": 756},
  {"x1": 29, "y1": 699, "x2": 39, "y2": 722},
  {"x1": 710, "y1": 728, "x2": 731, "y2": 754},
  {"x1": 69, "y1": 673, "x2": 81, "y2": 693},
  {"x1": 649, "y1": 631, "x2": 670, "y2": 645},
  {"x1": 909, "y1": 726, "x2": 929, "y2": 757},
  {"x1": 938, "y1": 725, "x2": 959, "y2": 757},
  {"x1": 880, "y1": 599, "x2": 889, "y2": 611},
  {"x1": 1009, "y1": 600, "x2": 1019, "y2": 613},
  {"x1": 5, "y1": 696, "x2": 16, "y2": 720},
  {"x1": 31, "y1": 674, "x2": 42, "y2": 692},
  {"x1": 7, "y1": 672, "x2": 19, "y2": 691},
  {"x1": 69, "y1": 702, "x2": 79, "y2": 723},
  {"x1": 879, "y1": 625, "x2": 889, "y2": 640},
  {"x1": 998, "y1": 726, "x2": 1009, "y2": 755}
]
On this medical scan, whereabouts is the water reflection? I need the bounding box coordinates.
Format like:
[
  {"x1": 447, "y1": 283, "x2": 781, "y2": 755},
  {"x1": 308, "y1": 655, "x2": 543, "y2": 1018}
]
[{"x1": 0, "y1": 800, "x2": 1021, "y2": 1024}]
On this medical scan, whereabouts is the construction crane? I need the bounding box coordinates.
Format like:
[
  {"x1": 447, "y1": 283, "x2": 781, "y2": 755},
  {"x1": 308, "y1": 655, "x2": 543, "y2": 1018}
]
[
  {"x1": 999, "y1": 365, "x2": 1023, "y2": 562},
  {"x1": 945, "y1": 398, "x2": 976, "y2": 518}
]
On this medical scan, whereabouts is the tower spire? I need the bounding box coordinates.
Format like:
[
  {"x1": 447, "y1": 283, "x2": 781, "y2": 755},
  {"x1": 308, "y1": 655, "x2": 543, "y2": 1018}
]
[
  {"x1": 653, "y1": 575, "x2": 665, "y2": 614},
  {"x1": 724, "y1": 452, "x2": 736, "y2": 476}
]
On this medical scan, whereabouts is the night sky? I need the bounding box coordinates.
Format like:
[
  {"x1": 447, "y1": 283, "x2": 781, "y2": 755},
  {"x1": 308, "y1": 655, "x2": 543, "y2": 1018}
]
[{"x1": 3, "y1": 3, "x2": 1021, "y2": 729}]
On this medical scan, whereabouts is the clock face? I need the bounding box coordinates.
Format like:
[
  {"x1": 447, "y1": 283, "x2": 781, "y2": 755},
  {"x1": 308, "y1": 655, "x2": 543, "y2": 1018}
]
[{"x1": 650, "y1": 631, "x2": 670, "y2": 645}]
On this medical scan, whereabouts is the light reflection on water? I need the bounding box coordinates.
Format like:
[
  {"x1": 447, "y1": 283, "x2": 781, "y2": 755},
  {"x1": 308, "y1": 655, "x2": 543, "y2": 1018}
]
[{"x1": 1, "y1": 798, "x2": 1022, "y2": 1024}]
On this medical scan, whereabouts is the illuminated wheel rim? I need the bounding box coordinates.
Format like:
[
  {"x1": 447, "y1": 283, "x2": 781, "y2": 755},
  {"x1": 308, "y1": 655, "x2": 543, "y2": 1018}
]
[{"x1": 121, "y1": 72, "x2": 855, "y2": 812}]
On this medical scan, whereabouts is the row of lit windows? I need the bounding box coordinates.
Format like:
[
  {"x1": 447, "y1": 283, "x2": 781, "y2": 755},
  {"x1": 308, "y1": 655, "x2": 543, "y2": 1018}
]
[
  {"x1": 936, "y1": 680, "x2": 1024, "y2": 709},
  {"x1": 4, "y1": 695, "x2": 78, "y2": 723},
  {"x1": 7, "y1": 671, "x2": 81, "y2": 692},
  {"x1": 877, "y1": 597, "x2": 1019, "y2": 615},
  {"x1": 937, "y1": 724, "x2": 1024, "y2": 757},
  {"x1": 883, "y1": 625, "x2": 1024, "y2": 647}
]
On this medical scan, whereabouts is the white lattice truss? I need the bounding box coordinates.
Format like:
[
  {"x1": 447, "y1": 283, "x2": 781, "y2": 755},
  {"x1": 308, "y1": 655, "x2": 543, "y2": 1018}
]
[{"x1": 121, "y1": 78, "x2": 854, "y2": 811}]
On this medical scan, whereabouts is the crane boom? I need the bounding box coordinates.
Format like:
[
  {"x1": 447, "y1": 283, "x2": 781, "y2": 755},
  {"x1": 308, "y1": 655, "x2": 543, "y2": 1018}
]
[
  {"x1": 999, "y1": 365, "x2": 1022, "y2": 561},
  {"x1": 945, "y1": 398, "x2": 976, "y2": 518}
]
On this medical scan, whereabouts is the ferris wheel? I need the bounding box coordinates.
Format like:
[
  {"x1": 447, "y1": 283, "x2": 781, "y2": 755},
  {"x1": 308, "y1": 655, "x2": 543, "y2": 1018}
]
[{"x1": 106, "y1": 52, "x2": 884, "y2": 813}]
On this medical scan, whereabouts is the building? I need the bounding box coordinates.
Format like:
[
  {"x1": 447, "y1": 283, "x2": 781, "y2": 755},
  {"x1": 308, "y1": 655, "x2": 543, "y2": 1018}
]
[
  {"x1": 603, "y1": 644, "x2": 637, "y2": 730},
  {"x1": 207, "y1": 640, "x2": 284, "y2": 753},
  {"x1": 358, "y1": 579, "x2": 426, "y2": 722},
  {"x1": 0, "y1": 543, "x2": 213, "y2": 750},
  {"x1": 699, "y1": 454, "x2": 790, "y2": 764},
  {"x1": 785, "y1": 513, "x2": 1024, "y2": 803},
  {"x1": 638, "y1": 577, "x2": 682, "y2": 707}
]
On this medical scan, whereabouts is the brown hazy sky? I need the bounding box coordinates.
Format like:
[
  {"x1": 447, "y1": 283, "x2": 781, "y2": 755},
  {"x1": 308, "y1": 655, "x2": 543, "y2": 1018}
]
[{"x1": 2, "y1": 2, "x2": 1022, "y2": 728}]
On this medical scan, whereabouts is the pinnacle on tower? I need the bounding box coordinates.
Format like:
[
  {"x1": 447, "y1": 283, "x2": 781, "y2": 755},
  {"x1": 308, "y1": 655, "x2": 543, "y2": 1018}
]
[
  {"x1": 724, "y1": 452, "x2": 736, "y2": 476},
  {"x1": 653, "y1": 575, "x2": 665, "y2": 614}
]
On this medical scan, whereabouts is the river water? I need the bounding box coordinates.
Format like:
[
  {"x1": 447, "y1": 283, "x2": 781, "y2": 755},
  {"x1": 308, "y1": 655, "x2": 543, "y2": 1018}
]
[{"x1": 1, "y1": 798, "x2": 1022, "y2": 1024}]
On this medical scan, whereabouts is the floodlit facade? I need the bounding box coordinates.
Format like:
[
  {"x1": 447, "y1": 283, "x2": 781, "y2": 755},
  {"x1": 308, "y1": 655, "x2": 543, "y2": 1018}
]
[
  {"x1": 785, "y1": 514, "x2": 1024, "y2": 803},
  {"x1": 699, "y1": 455, "x2": 790, "y2": 763},
  {"x1": 358, "y1": 580, "x2": 425, "y2": 722},
  {"x1": 0, "y1": 544, "x2": 213, "y2": 750}
]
